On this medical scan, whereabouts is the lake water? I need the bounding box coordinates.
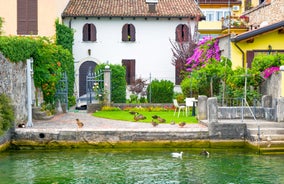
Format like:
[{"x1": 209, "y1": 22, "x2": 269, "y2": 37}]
[{"x1": 0, "y1": 149, "x2": 283, "y2": 184}]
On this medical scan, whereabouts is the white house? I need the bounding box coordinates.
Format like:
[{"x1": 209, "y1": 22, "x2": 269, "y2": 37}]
[{"x1": 62, "y1": 0, "x2": 203, "y2": 98}]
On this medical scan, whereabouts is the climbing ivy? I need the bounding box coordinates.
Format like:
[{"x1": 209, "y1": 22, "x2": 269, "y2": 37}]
[
  {"x1": 0, "y1": 94, "x2": 14, "y2": 135},
  {"x1": 0, "y1": 17, "x2": 3, "y2": 35},
  {"x1": 55, "y1": 19, "x2": 75, "y2": 106},
  {"x1": 55, "y1": 19, "x2": 74, "y2": 53},
  {"x1": 0, "y1": 19, "x2": 75, "y2": 106}
]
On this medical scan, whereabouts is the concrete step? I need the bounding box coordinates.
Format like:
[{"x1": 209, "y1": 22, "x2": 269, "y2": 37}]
[
  {"x1": 259, "y1": 147, "x2": 284, "y2": 155},
  {"x1": 248, "y1": 127, "x2": 284, "y2": 135},
  {"x1": 246, "y1": 122, "x2": 284, "y2": 128},
  {"x1": 249, "y1": 134, "x2": 284, "y2": 141}
]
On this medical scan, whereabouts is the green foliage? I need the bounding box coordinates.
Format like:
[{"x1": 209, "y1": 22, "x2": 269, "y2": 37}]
[
  {"x1": 0, "y1": 36, "x2": 38, "y2": 62},
  {"x1": 0, "y1": 17, "x2": 4, "y2": 35},
  {"x1": 182, "y1": 58, "x2": 233, "y2": 97},
  {"x1": 55, "y1": 19, "x2": 74, "y2": 53},
  {"x1": 147, "y1": 79, "x2": 174, "y2": 103},
  {"x1": 0, "y1": 94, "x2": 14, "y2": 135},
  {"x1": 96, "y1": 64, "x2": 127, "y2": 103},
  {"x1": 251, "y1": 53, "x2": 283, "y2": 72},
  {"x1": 55, "y1": 20, "x2": 75, "y2": 107},
  {"x1": 0, "y1": 34, "x2": 75, "y2": 106},
  {"x1": 56, "y1": 45, "x2": 75, "y2": 107},
  {"x1": 173, "y1": 92, "x2": 185, "y2": 103}
]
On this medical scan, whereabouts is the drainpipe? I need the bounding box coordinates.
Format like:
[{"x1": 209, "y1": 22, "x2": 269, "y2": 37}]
[
  {"x1": 68, "y1": 18, "x2": 72, "y2": 28},
  {"x1": 234, "y1": 42, "x2": 245, "y2": 68}
]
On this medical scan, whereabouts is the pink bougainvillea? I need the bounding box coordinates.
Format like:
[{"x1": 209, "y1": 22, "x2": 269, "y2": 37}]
[
  {"x1": 262, "y1": 66, "x2": 280, "y2": 79},
  {"x1": 186, "y1": 36, "x2": 220, "y2": 72}
]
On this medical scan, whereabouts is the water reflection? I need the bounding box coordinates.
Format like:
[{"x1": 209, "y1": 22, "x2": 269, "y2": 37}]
[{"x1": 0, "y1": 149, "x2": 283, "y2": 184}]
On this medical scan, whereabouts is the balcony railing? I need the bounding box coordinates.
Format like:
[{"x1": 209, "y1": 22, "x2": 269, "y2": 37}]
[
  {"x1": 222, "y1": 16, "x2": 249, "y2": 29},
  {"x1": 197, "y1": 0, "x2": 241, "y2": 4}
]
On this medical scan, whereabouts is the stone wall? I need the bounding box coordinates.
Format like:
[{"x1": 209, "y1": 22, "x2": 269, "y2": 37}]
[
  {"x1": 246, "y1": 0, "x2": 284, "y2": 28},
  {"x1": 0, "y1": 53, "x2": 27, "y2": 124},
  {"x1": 261, "y1": 72, "x2": 282, "y2": 102}
]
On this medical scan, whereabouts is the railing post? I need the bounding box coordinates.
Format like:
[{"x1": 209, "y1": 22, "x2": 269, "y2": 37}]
[
  {"x1": 104, "y1": 65, "x2": 111, "y2": 105},
  {"x1": 26, "y1": 58, "x2": 33, "y2": 127}
]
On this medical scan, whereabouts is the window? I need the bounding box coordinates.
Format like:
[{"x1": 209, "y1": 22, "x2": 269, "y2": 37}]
[
  {"x1": 202, "y1": 9, "x2": 230, "y2": 22},
  {"x1": 175, "y1": 24, "x2": 189, "y2": 42},
  {"x1": 122, "y1": 59, "x2": 135, "y2": 85},
  {"x1": 216, "y1": 11, "x2": 223, "y2": 21},
  {"x1": 122, "y1": 24, "x2": 136, "y2": 42},
  {"x1": 83, "y1": 23, "x2": 96, "y2": 41},
  {"x1": 17, "y1": 0, "x2": 38, "y2": 35},
  {"x1": 205, "y1": 11, "x2": 214, "y2": 21}
]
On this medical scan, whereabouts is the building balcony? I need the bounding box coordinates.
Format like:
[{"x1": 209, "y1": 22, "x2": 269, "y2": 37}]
[
  {"x1": 198, "y1": 21, "x2": 223, "y2": 34},
  {"x1": 221, "y1": 16, "x2": 249, "y2": 34},
  {"x1": 197, "y1": 0, "x2": 241, "y2": 5}
]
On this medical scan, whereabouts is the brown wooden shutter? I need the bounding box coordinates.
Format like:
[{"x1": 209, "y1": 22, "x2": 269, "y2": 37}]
[
  {"x1": 17, "y1": 0, "x2": 28, "y2": 35},
  {"x1": 28, "y1": 0, "x2": 38, "y2": 34},
  {"x1": 183, "y1": 25, "x2": 189, "y2": 42},
  {"x1": 122, "y1": 60, "x2": 135, "y2": 85},
  {"x1": 129, "y1": 24, "x2": 136, "y2": 42},
  {"x1": 176, "y1": 24, "x2": 182, "y2": 42},
  {"x1": 83, "y1": 24, "x2": 88, "y2": 41},
  {"x1": 90, "y1": 24, "x2": 97, "y2": 41},
  {"x1": 17, "y1": 0, "x2": 37, "y2": 35},
  {"x1": 246, "y1": 51, "x2": 254, "y2": 68},
  {"x1": 122, "y1": 24, "x2": 128, "y2": 41}
]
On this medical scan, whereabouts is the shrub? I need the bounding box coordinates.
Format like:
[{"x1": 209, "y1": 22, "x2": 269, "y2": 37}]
[
  {"x1": 147, "y1": 79, "x2": 174, "y2": 103},
  {"x1": 96, "y1": 64, "x2": 127, "y2": 103},
  {"x1": 0, "y1": 94, "x2": 14, "y2": 135}
]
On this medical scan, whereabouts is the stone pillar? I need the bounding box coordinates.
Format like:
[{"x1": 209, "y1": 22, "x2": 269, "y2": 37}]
[
  {"x1": 207, "y1": 97, "x2": 219, "y2": 138},
  {"x1": 262, "y1": 95, "x2": 272, "y2": 108},
  {"x1": 276, "y1": 97, "x2": 284, "y2": 122},
  {"x1": 207, "y1": 97, "x2": 218, "y2": 124},
  {"x1": 198, "y1": 95, "x2": 207, "y2": 120},
  {"x1": 104, "y1": 65, "x2": 111, "y2": 105}
]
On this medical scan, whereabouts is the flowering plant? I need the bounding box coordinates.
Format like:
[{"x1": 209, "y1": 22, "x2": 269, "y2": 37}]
[
  {"x1": 186, "y1": 36, "x2": 220, "y2": 72},
  {"x1": 262, "y1": 66, "x2": 280, "y2": 79}
]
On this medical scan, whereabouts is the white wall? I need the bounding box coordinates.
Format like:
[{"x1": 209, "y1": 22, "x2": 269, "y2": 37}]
[{"x1": 64, "y1": 17, "x2": 196, "y2": 95}]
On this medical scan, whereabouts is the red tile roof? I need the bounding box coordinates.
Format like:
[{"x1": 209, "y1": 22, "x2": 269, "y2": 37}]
[{"x1": 62, "y1": 0, "x2": 203, "y2": 18}]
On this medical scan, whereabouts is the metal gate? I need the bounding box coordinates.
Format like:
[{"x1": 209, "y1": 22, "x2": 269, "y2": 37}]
[
  {"x1": 55, "y1": 72, "x2": 68, "y2": 109},
  {"x1": 86, "y1": 68, "x2": 104, "y2": 104}
]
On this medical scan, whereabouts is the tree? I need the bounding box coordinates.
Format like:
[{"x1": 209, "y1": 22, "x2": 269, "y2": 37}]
[
  {"x1": 170, "y1": 20, "x2": 199, "y2": 82},
  {"x1": 186, "y1": 36, "x2": 221, "y2": 72}
]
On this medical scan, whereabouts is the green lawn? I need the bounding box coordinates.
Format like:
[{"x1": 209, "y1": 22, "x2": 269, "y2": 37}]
[{"x1": 93, "y1": 110, "x2": 198, "y2": 124}]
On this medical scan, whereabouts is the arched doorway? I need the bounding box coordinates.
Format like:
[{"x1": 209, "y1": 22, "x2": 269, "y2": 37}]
[{"x1": 79, "y1": 61, "x2": 97, "y2": 96}]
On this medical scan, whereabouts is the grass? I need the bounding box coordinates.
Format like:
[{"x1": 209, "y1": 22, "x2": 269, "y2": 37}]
[{"x1": 93, "y1": 110, "x2": 198, "y2": 124}]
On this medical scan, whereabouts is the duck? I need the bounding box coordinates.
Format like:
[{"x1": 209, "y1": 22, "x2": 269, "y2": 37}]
[
  {"x1": 76, "y1": 118, "x2": 84, "y2": 128},
  {"x1": 152, "y1": 115, "x2": 159, "y2": 119},
  {"x1": 151, "y1": 121, "x2": 159, "y2": 127},
  {"x1": 17, "y1": 123, "x2": 26, "y2": 128},
  {"x1": 129, "y1": 111, "x2": 138, "y2": 115},
  {"x1": 157, "y1": 116, "x2": 166, "y2": 123},
  {"x1": 200, "y1": 149, "x2": 210, "y2": 157},
  {"x1": 178, "y1": 122, "x2": 186, "y2": 128},
  {"x1": 134, "y1": 114, "x2": 146, "y2": 121},
  {"x1": 171, "y1": 151, "x2": 183, "y2": 158}
]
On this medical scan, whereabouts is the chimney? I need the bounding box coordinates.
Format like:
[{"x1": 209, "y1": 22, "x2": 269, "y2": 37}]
[{"x1": 146, "y1": 0, "x2": 158, "y2": 13}]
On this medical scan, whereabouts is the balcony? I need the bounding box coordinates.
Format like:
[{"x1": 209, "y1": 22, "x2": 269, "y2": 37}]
[
  {"x1": 221, "y1": 16, "x2": 249, "y2": 34},
  {"x1": 198, "y1": 0, "x2": 241, "y2": 5}
]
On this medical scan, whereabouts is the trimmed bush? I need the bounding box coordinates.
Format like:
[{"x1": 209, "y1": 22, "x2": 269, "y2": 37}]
[
  {"x1": 147, "y1": 79, "x2": 174, "y2": 103},
  {"x1": 0, "y1": 94, "x2": 14, "y2": 135},
  {"x1": 96, "y1": 64, "x2": 127, "y2": 103}
]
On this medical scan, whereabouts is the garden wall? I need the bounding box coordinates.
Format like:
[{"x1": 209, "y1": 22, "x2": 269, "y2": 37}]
[{"x1": 0, "y1": 53, "x2": 28, "y2": 124}]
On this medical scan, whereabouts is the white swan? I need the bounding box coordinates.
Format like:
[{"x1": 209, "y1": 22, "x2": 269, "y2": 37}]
[{"x1": 171, "y1": 151, "x2": 183, "y2": 158}]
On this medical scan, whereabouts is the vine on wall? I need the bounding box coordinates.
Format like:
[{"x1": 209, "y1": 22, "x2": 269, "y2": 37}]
[{"x1": 0, "y1": 20, "x2": 75, "y2": 106}]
